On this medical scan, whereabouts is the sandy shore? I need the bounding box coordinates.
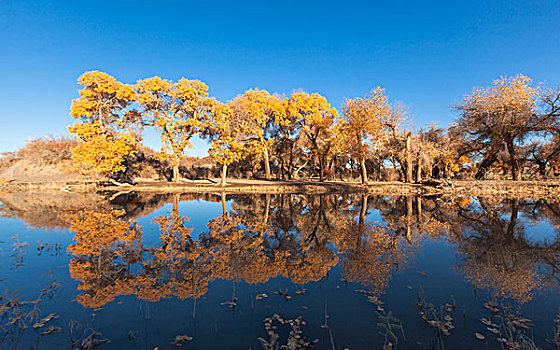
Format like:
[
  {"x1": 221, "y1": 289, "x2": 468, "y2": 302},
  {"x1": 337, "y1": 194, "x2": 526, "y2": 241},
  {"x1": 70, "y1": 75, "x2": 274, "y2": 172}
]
[{"x1": 1, "y1": 178, "x2": 560, "y2": 198}]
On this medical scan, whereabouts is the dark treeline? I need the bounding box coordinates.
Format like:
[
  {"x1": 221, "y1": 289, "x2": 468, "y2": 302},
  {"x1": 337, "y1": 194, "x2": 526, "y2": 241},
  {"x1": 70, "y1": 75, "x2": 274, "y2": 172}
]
[{"x1": 63, "y1": 72, "x2": 560, "y2": 185}]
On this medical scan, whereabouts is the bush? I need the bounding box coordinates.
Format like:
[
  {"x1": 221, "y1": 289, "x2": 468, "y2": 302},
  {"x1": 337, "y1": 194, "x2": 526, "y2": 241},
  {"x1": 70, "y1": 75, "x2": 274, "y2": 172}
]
[
  {"x1": 0, "y1": 152, "x2": 18, "y2": 171},
  {"x1": 16, "y1": 136, "x2": 77, "y2": 166}
]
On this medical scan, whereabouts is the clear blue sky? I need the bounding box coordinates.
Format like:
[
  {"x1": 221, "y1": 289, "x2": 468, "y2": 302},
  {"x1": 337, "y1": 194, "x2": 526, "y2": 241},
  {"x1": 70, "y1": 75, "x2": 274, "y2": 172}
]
[{"x1": 1, "y1": 0, "x2": 559, "y2": 156}]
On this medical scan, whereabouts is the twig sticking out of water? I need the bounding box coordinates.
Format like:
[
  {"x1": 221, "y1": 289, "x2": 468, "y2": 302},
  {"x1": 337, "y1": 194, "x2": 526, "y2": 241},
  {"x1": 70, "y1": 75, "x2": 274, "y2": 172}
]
[
  {"x1": 9, "y1": 235, "x2": 30, "y2": 269},
  {"x1": 320, "y1": 300, "x2": 329, "y2": 329},
  {"x1": 69, "y1": 321, "x2": 110, "y2": 350},
  {"x1": 0, "y1": 281, "x2": 60, "y2": 347},
  {"x1": 415, "y1": 287, "x2": 456, "y2": 349},
  {"x1": 376, "y1": 309, "x2": 405, "y2": 350},
  {"x1": 480, "y1": 299, "x2": 538, "y2": 350},
  {"x1": 547, "y1": 311, "x2": 560, "y2": 347}
]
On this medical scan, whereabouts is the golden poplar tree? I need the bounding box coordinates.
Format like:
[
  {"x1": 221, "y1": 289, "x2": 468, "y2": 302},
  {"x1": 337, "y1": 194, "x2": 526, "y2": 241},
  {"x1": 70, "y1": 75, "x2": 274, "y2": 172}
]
[
  {"x1": 205, "y1": 101, "x2": 247, "y2": 186},
  {"x1": 69, "y1": 71, "x2": 140, "y2": 176},
  {"x1": 284, "y1": 91, "x2": 337, "y2": 181},
  {"x1": 337, "y1": 87, "x2": 393, "y2": 184},
  {"x1": 454, "y1": 75, "x2": 539, "y2": 180},
  {"x1": 229, "y1": 89, "x2": 282, "y2": 179},
  {"x1": 135, "y1": 76, "x2": 211, "y2": 182}
]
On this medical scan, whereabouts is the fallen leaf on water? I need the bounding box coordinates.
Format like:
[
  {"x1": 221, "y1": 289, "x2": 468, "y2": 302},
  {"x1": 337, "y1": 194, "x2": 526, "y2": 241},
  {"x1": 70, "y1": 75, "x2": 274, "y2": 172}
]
[
  {"x1": 174, "y1": 335, "x2": 193, "y2": 345},
  {"x1": 483, "y1": 301, "x2": 499, "y2": 313},
  {"x1": 475, "y1": 333, "x2": 485, "y2": 340},
  {"x1": 416, "y1": 271, "x2": 430, "y2": 277},
  {"x1": 42, "y1": 326, "x2": 62, "y2": 335},
  {"x1": 33, "y1": 313, "x2": 59, "y2": 329}
]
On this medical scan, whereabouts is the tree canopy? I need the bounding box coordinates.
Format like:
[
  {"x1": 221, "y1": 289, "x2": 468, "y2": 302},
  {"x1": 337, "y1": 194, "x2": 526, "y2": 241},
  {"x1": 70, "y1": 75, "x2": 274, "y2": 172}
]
[{"x1": 67, "y1": 71, "x2": 560, "y2": 183}]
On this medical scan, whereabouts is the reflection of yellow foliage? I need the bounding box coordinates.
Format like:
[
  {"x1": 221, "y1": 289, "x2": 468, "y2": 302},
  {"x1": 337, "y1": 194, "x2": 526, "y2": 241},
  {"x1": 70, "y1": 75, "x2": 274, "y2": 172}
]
[
  {"x1": 67, "y1": 209, "x2": 141, "y2": 257},
  {"x1": 333, "y1": 220, "x2": 405, "y2": 295},
  {"x1": 457, "y1": 197, "x2": 472, "y2": 207},
  {"x1": 66, "y1": 195, "x2": 419, "y2": 308},
  {"x1": 281, "y1": 244, "x2": 338, "y2": 285},
  {"x1": 463, "y1": 264, "x2": 542, "y2": 304},
  {"x1": 67, "y1": 209, "x2": 143, "y2": 308},
  {"x1": 70, "y1": 258, "x2": 136, "y2": 308}
]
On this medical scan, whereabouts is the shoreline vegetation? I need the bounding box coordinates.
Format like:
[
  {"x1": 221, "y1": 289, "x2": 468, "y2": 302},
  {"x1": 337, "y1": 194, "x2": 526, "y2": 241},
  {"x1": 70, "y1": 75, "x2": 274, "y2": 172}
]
[
  {"x1": 1, "y1": 178, "x2": 560, "y2": 198},
  {"x1": 1, "y1": 72, "x2": 560, "y2": 196}
]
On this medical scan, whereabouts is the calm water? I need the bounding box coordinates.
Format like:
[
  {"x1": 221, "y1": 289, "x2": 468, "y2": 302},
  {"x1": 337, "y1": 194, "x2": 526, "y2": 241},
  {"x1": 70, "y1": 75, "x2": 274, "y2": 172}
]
[{"x1": 1, "y1": 192, "x2": 559, "y2": 349}]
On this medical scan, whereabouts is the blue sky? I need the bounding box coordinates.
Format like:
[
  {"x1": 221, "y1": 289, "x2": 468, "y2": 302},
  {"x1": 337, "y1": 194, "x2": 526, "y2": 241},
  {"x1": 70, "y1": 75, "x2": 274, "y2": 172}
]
[{"x1": 1, "y1": 0, "x2": 559, "y2": 156}]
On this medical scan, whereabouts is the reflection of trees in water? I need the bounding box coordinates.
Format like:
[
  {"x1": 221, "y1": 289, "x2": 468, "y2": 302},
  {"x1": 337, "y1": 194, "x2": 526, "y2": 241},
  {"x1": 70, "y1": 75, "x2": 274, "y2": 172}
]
[
  {"x1": 67, "y1": 209, "x2": 143, "y2": 308},
  {"x1": 67, "y1": 194, "x2": 407, "y2": 308},
  {"x1": 63, "y1": 193, "x2": 560, "y2": 307},
  {"x1": 0, "y1": 192, "x2": 223, "y2": 230},
  {"x1": 370, "y1": 194, "x2": 560, "y2": 303},
  {"x1": 446, "y1": 198, "x2": 560, "y2": 303},
  {"x1": 332, "y1": 195, "x2": 409, "y2": 294}
]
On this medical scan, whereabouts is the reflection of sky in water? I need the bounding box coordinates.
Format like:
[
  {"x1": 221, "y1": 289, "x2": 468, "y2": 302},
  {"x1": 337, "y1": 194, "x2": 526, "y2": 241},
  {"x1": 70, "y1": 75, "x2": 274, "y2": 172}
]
[
  {"x1": 523, "y1": 216, "x2": 559, "y2": 244},
  {"x1": 0, "y1": 195, "x2": 559, "y2": 349}
]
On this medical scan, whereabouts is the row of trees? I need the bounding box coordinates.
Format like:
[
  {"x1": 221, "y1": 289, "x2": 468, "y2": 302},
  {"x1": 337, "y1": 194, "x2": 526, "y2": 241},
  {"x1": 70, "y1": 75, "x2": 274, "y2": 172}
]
[{"x1": 68, "y1": 71, "x2": 560, "y2": 184}]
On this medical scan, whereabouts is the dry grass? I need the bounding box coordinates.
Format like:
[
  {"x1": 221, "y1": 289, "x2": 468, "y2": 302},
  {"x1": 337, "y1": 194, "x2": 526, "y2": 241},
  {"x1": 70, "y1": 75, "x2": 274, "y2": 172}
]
[{"x1": 0, "y1": 152, "x2": 17, "y2": 171}]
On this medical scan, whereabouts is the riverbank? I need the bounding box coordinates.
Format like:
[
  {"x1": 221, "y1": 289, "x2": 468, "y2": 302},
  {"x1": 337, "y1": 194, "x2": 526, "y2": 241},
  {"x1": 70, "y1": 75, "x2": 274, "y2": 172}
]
[{"x1": 1, "y1": 178, "x2": 560, "y2": 198}]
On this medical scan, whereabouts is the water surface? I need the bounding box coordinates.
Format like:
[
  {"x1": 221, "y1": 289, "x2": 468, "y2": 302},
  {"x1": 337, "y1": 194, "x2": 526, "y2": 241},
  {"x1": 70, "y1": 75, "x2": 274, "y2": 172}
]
[{"x1": 1, "y1": 192, "x2": 559, "y2": 349}]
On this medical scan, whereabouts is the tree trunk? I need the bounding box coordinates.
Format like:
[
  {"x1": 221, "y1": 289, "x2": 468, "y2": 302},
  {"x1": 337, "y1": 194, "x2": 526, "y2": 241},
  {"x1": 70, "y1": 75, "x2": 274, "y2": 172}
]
[
  {"x1": 173, "y1": 193, "x2": 179, "y2": 215},
  {"x1": 406, "y1": 132, "x2": 413, "y2": 183},
  {"x1": 279, "y1": 155, "x2": 285, "y2": 180},
  {"x1": 406, "y1": 196, "x2": 413, "y2": 243},
  {"x1": 416, "y1": 155, "x2": 422, "y2": 183},
  {"x1": 475, "y1": 150, "x2": 499, "y2": 180},
  {"x1": 505, "y1": 138, "x2": 521, "y2": 181},
  {"x1": 506, "y1": 199, "x2": 519, "y2": 237},
  {"x1": 221, "y1": 192, "x2": 227, "y2": 216},
  {"x1": 360, "y1": 156, "x2": 368, "y2": 184},
  {"x1": 288, "y1": 147, "x2": 294, "y2": 180},
  {"x1": 263, "y1": 145, "x2": 271, "y2": 179},
  {"x1": 319, "y1": 156, "x2": 324, "y2": 182},
  {"x1": 220, "y1": 164, "x2": 227, "y2": 186},
  {"x1": 264, "y1": 194, "x2": 270, "y2": 224},
  {"x1": 173, "y1": 161, "x2": 180, "y2": 182},
  {"x1": 416, "y1": 196, "x2": 422, "y2": 224},
  {"x1": 337, "y1": 157, "x2": 344, "y2": 181},
  {"x1": 426, "y1": 161, "x2": 433, "y2": 179},
  {"x1": 360, "y1": 194, "x2": 368, "y2": 225}
]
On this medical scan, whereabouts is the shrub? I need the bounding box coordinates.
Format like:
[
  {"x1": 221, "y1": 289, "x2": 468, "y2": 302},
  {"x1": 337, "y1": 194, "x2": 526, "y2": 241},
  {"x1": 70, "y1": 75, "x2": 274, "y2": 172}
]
[
  {"x1": 0, "y1": 152, "x2": 18, "y2": 171},
  {"x1": 16, "y1": 136, "x2": 77, "y2": 166}
]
